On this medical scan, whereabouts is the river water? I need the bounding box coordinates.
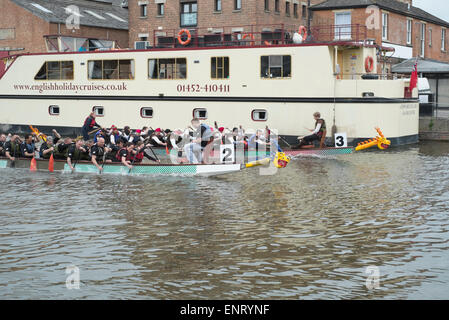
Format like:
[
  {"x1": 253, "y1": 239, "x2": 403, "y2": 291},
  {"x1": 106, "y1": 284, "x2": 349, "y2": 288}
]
[{"x1": 0, "y1": 141, "x2": 448, "y2": 300}]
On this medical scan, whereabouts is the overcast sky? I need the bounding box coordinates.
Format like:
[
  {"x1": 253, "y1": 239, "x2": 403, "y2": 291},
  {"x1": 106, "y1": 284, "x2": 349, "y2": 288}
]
[{"x1": 413, "y1": 0, "x2": 449, "y2": 22}]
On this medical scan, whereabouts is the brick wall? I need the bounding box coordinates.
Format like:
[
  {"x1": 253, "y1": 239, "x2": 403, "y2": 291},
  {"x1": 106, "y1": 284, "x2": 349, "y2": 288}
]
[
  {"x1": 313, "y1": 6, "x2": 449, "y2": 64},
  {"x1": 128, "y1": 0, "x2": 323, "y2": 48},
  {"x1": 0, "y1": 0, "x2": 50, "y2": 53}
]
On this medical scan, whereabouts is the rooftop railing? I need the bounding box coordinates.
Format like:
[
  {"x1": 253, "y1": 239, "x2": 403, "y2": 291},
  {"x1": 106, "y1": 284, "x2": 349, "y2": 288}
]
[{"x1": 150, "y1": 24, "x2": 369, "y2": 49}]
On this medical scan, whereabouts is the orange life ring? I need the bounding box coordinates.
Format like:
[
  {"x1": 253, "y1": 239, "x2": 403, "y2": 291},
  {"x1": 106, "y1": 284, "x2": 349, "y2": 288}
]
[
  {"x1": 298, "y1": 26, "x2": 307, "y2": 40},
  {"x1": 178, "y1": 29, "x2": 192, "y2": 46},
  {"x1": 243, "y1": 33, "x2": 255, "y2": 46},
  {"x1": 365, "y1": 56, "x2": 374, "y2": 73}
]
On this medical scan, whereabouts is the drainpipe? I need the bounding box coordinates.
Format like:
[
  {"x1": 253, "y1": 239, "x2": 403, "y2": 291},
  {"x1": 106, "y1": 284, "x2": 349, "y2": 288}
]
[{"x1": 307, "y1": 0, "x2": 311, "y2": 38}]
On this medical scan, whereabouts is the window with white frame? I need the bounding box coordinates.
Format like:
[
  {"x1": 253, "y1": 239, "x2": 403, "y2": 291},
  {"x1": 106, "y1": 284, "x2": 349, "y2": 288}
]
[
  {"x1": 335, "y1": 12, "x2": 352, "y2": 40},
  {"x1": 407, "y1": 19, "x2": 412, "y2": 45},
  {"x1": 442, "y1": 28, "x2": 446, "y2": 51},
  {"x1": 382, "y1": 13, "x2": 388, "y2": 40},
  {"x1": 193, "y1": 108, "x2": 208, "y2": 119},
  {"x1": 429, "y1": 28, "x2": 432, "y2": 47}
]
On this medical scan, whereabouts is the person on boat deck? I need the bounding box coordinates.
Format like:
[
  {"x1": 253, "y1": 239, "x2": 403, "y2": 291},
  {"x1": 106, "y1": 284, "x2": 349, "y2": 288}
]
[
  {"x1": 116, "y1": 142, "x2": 135, "y2": 170},
  {"x1": 0, "y1": 134, "x2": 6, "y2": 157},
  {"x1": 294, "y1": 112, "x2": 326, "y2": 149},
  {"x1": 67, "y1": 140, "x2": 89, "y2": 172},
  {"x1": 4, "y1": 135, "x2": 21, "y2": 161},
  {"x1": 20, "y1": 134, "x2": 37, "y2": 159},
  {"x1": 82, "y1": 112, "x2": 102, "y2": 141},
  {"x1": 184, "y1": 118, "x2": 214, "y2": 164},
  {"x1": 91, "y1": 137, "x2": 112, "y2": 173}
]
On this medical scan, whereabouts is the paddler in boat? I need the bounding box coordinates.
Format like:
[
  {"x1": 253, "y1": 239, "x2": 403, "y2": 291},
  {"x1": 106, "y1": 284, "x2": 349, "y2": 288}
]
[
  {"x1": 90, "y1": 137, "x2": 112, "y2": 173},
  {"x1": 53, "y1": 137, "x2": 73, "y2": 160},
  {"x1": 294, "y1": 112, "x2": 326, "y2": 149},
  {"x1": 184, "y1": 118, "x2": 214, "y2": 164},
  {"x1": 20, "y1": 133, "x2": 37, "y2": 159},
  {"x1": 4, "y1": 135, "x2": 21, "y2": 161},
  {"x1": 0, "y1": 134, "x2": 6, "y2": 157},
  {"x1": 39, "y1": 129, "x2": 62, "y2": 159},
  {"x1": 147, "y1": 128, "x2": 167, "y2": 147},
  {"x1": 67, "y1": 139, "x2": 89, "y2": 172},
  {"x1": 116, "y1": 142, "x2": 135, "y2": 170},
  {"x1": 82, "y1": 112, "x2": 102, "y2": 141}
]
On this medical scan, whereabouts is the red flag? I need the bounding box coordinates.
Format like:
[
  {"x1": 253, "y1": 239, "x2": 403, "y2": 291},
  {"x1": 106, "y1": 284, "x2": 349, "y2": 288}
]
[
  {"x1": 30, "y1": 158, "x2": 37, "y2": 172},
  {"x1": 48, "y1": 154, "x2": 54, "y2": 172},
  {"x1": 410, "y1": 62, "x2": 418, "y2": 91}
]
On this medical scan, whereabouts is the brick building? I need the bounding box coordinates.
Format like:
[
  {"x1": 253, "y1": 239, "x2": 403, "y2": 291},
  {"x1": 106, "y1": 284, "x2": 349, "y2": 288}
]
[
  {"x1": 311, "y1": 0, "x2": 449, "y2": 73},
  {"x1": 128, "y1": 0, "x2": 323, "y2": 49},
  {"x1": 0, "y1": 0, "x2": 129, "y2": 54}
]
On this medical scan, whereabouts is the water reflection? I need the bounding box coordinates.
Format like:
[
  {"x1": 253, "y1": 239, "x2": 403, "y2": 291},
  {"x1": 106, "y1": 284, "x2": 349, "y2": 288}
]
[{"x1": 0, "y1": 141, "x2": 448, "y2": 299}]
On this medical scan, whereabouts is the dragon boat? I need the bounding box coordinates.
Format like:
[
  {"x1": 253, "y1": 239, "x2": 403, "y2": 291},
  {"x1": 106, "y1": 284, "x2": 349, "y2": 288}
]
[{"x1": 0, "y1": 152, "x2": 290, "y2": 177}]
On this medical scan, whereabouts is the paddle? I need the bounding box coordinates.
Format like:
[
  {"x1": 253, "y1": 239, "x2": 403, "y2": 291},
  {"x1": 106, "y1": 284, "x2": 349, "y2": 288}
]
[
  {"x1": 128, "y1": 153, "x2": 137, "y2": 174},
  {"x1": 89, "y1": 127, "x2": 102, "y2": 135},
  {"x1": 99, "y1": 148, "x2": 107, "y2": 174},
  {"x1": 71, "y1": 149, "x2": 81, "y2": 174}
]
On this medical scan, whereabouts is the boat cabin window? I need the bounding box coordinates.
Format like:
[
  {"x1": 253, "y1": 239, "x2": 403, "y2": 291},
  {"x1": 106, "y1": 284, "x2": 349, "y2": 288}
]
[
  {"x1": 34, "y1": 61, "x2": 74, "y2": 80},
  {"x1": 252, "y1": 109, "x2": 268, "y2": 121},
  {"x1": 88, "y1": 60, "x2": 135, "y2": 80},
  {"x1": 93, "y1": 106, "x2": 104, "y2": 117},
  {"x1": 49, "y1": 105, "x2": 60, "y2": 116},
  {"x1": 211, "y1": 57, "x2": 229, "y2": 79},
  {"x1": 261, "y1": 55, "x2": 291, "y2": 78},
  {"x1": 141, "y1": 107, "x2": 153, "y2": 118},
  {"x1": 148, "y1": 58, "x2": 187, "y2": 79},
  {"x1": 193, "y1": 108, "x2": 208, "y2": 120}
]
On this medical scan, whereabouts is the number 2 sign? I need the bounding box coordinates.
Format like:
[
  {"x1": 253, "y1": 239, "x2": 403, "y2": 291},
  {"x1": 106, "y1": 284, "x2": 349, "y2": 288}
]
[
  {"x1": 334, "y1": 133, "x2": 348, "y2": 148},
  {"x1": 220, "y1": 145, "x2": 235, "y2": 163}
]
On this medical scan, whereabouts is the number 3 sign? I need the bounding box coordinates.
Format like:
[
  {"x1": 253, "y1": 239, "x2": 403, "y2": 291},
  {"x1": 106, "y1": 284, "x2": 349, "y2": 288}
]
[
  {"x1": 220, "y1": 145, "x2": 235, "y2": 163},
  {"x1": 334, "y1": 133, "x2": 348, "y2": 148}
]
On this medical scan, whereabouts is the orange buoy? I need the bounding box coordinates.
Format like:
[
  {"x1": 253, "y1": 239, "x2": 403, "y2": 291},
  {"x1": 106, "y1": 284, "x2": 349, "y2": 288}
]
[
  {"x1": 177, "y1": 29, "x2": 192, "y2": 46},
  {"x1": 298, "y1": 26, "x2": 308, "y2": 40},
  {"x1": 365, "y1": 56, "x2": 374, "y2": 73},
  {"x1": 243, "y1": 33, "x2": 255, "y2": 46}
]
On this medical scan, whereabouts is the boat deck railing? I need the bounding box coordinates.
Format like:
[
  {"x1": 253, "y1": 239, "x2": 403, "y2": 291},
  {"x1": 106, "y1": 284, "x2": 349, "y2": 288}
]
[{"x1": 151, "y1": 24, "x2": 369, "y2": 49}]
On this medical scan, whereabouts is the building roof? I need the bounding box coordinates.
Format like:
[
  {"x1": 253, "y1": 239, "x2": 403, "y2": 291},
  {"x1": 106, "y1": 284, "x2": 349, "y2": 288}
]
[
  {"x1": 10, "y1": 0, "x2": 128, "y2": 30},
  {"x1": 311, "y1": 0, "x2": 449, "y2": 28},
  {"x1": 392, "y1": 57, "x2": 449, "y2": 74}
]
